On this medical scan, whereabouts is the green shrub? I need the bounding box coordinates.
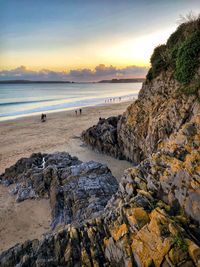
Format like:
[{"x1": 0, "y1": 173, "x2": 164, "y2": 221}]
[
  {"x1": 146, "y1": 17, "x2": 200, "y2": 85},
  {"x1": 166, "y1": 24, "x2": 185, "y2": 49},
  {"x1": 146, "y1": 45, "x2": 169, "y2": 80},
  {"x1": 172, "y1": 235, "x2": 188, "y2": 252},
  {"x1": 169, "y1": 44, "x2": 179, "y2": 68},
  {"x1": 182, "y1": 86, "x2": 198, "y2": 95},
  {"x1": 146, "y1": 68, "x2": 153, "y2": 81},
  {"x1": 181, "y1": 79, "x2": 200, "y2": 96},
  {"x1": 175, "y1": 31, "x2": 200, "y2": 84}
]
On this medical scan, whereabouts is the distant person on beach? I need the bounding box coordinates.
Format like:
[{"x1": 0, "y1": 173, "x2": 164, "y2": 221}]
[
  {"x1": 41, "y1": 113, "x2": 46, "y2": 122},
  {"x1": 79, "y1": 108, "x2": 82, "y2": 115},
  {"x1": 75, "y1": 110, "x2": 77, "y2": 116}
]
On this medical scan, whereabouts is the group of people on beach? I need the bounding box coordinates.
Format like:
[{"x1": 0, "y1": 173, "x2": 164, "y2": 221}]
[
  {"x1": 40, "y1": 95, "x2": 132, "y2": 121},
  {"x1": 75, "y1": 108, "x2": 82, "y2": 116},
  {"x1": 105, "y1": 97, "x2": 121, "y2": 103},
  {"x1": 39, "y1": 95, "x2": 133, "y2": 122},
  {"x1": 40, "y1": 108, "x2": 82, "y2": 122}
]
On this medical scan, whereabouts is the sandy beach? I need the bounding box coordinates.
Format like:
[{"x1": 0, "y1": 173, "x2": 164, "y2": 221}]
[{"x1": 0, "y1": 101, "x2": 133, "y2": 252}]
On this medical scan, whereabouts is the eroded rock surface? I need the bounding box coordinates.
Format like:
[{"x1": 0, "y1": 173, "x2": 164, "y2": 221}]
[
  {"x1": 82, "y1": 116, "x2": 124, "y2": 159},
  {"x1": 0, "y1": 159, "x2": 200, "y2": 266},
  {"x1": 0, "y1": 152, "x2": 118, "y2": 228},
  {"x1": 82, "y1": 72, "x2": 199, "y2": 164}
]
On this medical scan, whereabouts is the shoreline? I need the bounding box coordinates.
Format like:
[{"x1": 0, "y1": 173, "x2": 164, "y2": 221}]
[
  {"x1": 0, "y1": 93, "x2": 137, "y2": 123},
  {"x1": 0, "y1": 97, "x2": 134, "y2": 123}
]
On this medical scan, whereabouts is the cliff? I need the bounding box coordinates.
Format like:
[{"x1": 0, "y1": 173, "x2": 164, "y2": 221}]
[
  {"x1": 0, "y1": 18, "x2": 200, "y2": 266},
  {"x1": 83, "y1": 18, "x2": 200, "y2": 164},
  {"x1": 82, "y1": 18, "x2": 200, "y2": 224}
]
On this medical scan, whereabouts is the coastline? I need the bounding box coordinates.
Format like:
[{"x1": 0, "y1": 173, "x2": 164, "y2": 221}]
[
  {"x1": 0, "y1": 96, "x2": 135, "y2": 123},
  {"x1": 0, "y1": 82, "x2": 141, "y2": 123}
]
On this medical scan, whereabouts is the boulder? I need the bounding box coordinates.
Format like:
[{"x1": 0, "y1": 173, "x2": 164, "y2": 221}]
[{"x1": 0, "y1": 152, "x2": 118, "y2": 228}]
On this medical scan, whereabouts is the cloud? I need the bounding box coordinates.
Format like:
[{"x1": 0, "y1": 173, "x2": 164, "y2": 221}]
[{"x1": 0, "y1": 64, "x2": 148, "y2": 82}]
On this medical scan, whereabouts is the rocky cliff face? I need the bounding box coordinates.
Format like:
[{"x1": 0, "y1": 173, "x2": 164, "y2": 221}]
[
  {"x1": 118, "y1": 72, "x2": 199, "y2": 163},
  {"x1": 83, "y1": 71, "x2": 199, "y2": 163},
  {"x1": 82, "y1": 72, "x2": 200, "y2": 225},
  {"x1": 0, "y1": 152, "x2": 200, "y2": 266},
  {"x1": 83, "y1": 18, "x2": 200, "y2": 165}
]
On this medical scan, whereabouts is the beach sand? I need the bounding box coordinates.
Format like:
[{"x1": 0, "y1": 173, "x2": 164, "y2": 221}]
[{"x1": 0, "y1": 101, "x2": 133, "y2": 252}]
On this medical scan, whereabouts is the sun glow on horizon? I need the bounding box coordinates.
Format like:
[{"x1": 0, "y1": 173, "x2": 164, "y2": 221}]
[
  {"x1": 100, "y1": 27, "x2": 176, "y2": 68},
  {"x1": 0, "y1": 27, "x2": 174, "y2": 72},
  {"x1": 1, "y1": 0, "x2": 199, "y2": 78}
]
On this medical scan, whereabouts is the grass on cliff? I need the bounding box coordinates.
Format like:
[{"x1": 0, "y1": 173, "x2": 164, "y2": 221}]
[
  {"x1": 175, "y1": 31, "x2": 200, "y2": 84},
  {"x1": 146, "y1": 15, "x2": 200, "y2": 97},
  {"x1": 180, "y1": 79, "x2": 200, "y2": 95},
  {"x1": 172, "y1": 234, "x2": 188, "y2": 252}
]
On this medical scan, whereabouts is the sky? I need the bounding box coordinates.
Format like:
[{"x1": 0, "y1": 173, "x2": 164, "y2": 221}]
[{"x1": 0, "y1": 0, "x2": 200, "y2": 82}]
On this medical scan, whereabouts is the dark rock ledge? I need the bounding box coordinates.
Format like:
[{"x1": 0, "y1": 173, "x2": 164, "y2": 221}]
[
  {"x1": 82, "y1": 116, "x2": 124, "y2": 160},
  {"x1": 0, "y1": 152, "x2": 118, "y2": 228}
]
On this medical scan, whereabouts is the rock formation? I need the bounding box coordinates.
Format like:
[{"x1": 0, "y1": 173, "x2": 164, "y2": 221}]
[
  {"x1": 82, "y1": 72, "x2": 199, "y2": 164},
  {"x1": 82, "y1": 116, "x2": 124, "y2": 159},
  {"x1": 0, "y1": 18, "x2": 200, "y2": 266},
  {"x1": 0, "y1": 152, "x2": 118, "y2": 228},
  {"x1": 0, "y1": 153, "x2": 200, "y2": 266},
  {"x1": 82, "y1": 19, "x2": 200, "y2": 224}
]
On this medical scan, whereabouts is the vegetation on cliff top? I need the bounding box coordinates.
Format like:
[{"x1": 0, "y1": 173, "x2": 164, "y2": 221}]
[{"x1": 146, "y1": 14, "x2": 200, "y2": 95}]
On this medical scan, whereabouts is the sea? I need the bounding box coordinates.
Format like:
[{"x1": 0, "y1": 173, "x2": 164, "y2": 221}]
[{"x1": 0, "y1": 82, "x2": 142, "y2": 121}]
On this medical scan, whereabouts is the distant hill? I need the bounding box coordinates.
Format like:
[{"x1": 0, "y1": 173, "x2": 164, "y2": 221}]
[
  {"x1": 0, "y1": 78, "x2": 145, "y2": 84},
  {"x1": 0, "y1": 80, "x2": 72, "y2": 84},
  {"x1": 98, "y1": 78, "x2": 145, "y2": 83}
]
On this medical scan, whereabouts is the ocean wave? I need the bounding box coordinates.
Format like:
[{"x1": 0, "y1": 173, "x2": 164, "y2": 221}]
[
  {"x1": 0, "y1": 93, "x2": 137, "y2": 119},
  {"x1": 0, "y1": 98, "x2": 62, "y2": 106}
]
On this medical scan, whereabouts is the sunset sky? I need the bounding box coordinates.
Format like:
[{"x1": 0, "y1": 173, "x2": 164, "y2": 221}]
[{"x1": 0, "y1": 0, "x2": 199, "y2": 81}]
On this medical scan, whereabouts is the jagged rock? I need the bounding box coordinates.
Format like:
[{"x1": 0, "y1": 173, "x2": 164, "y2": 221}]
[
  {"x1": 50, "y1": 160, "x2": 118, "y2": 228},
  {"x1": 82, "y1": 76, "x2": 200, "y2": 225},
  {"x1": 0, "y1": 151, "x2": 199, "y2": 266},
  {"x1": 0, "y1": 152, "x2": 118, "y2": 228},
  {"x1": 0, "y1": 168, "x2": 199, "y2": 266},
  {"x1": 82, "y1": 116, "x2": 125, "y2": 159},
  {"x1": 82, "y1": 71, "x2": 199, "y2": 165}
]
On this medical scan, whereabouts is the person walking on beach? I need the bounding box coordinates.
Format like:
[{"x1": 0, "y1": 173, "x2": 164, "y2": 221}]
[
  {"x1": 79, "y1": 108, "x2": 82, "y2": 115},
  {"x1": 41, "y1": 113, "x2": 46, "y2": 122},
  {"x1": 41, "y1": 113, "x2": 44, "y2": 122},
  {"x1": 75, "y1": 110, "x2": 77, "y2": 116}
]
